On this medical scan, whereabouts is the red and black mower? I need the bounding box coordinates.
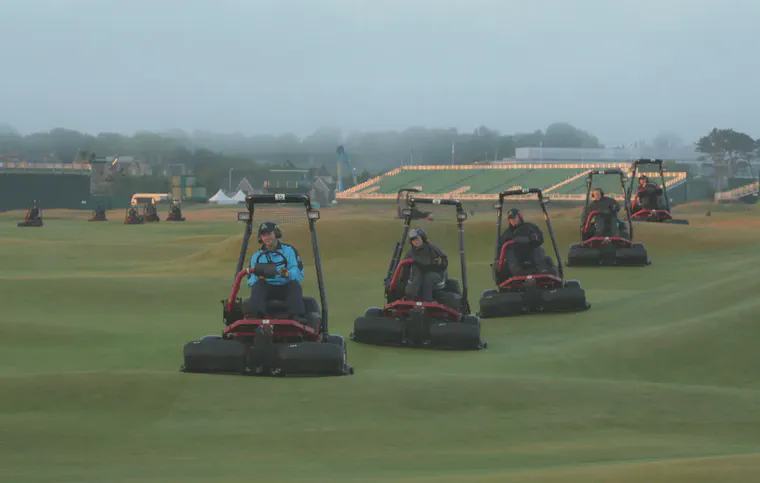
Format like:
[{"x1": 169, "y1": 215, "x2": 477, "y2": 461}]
[
  {"x1": 628, "y1": 158, "x2": 689, "y2": 225},
  {"x1": 566, "y1": 168, "x2": 650, "y2": 266},
  {"x1": 478, "y1": 188, "x2": 591, "y2": 318},
  {"x1": 88, "y1": 207, "x2": 108, "y2": 222},
  {"x1": 352, "y1": 197, "x2": 486, "y2": 350},
  {"x1": 142, "y1": 203, "x2": 160, "y2": 223},
  {"x1": 166, "y1": 202, "x2": 186, "y2": 222},
  {"x1": 17, "y1": 203, "x2": 43, "y2": 227},
  {"x1": 181, "y1": 193, "x2": 354, "y2": 377},
  {"x1": 396, "y1": 188, "x2": 433, "y2": 220},
  {"x1": 124, "y1": 208, "x2": 144, "y2": 224}
]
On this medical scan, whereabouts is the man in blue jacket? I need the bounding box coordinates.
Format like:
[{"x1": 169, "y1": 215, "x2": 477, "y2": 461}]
[{"x1": 247, "y1": 221, "x2": 306, "y2": 317}]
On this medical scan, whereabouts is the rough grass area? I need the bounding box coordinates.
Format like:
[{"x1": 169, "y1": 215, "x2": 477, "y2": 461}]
[{"x1": 1, "y1": 201, "x2": 759, "y2": 482}]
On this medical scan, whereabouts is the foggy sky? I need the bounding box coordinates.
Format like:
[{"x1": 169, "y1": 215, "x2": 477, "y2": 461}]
[{"x1": 2, "y1": 0, "x2": 757, "y2": 146}]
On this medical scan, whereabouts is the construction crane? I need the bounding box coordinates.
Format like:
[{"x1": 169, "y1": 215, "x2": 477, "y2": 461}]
[{"x1": 336, "y1": 145, "x2": 358, "y2": 192}]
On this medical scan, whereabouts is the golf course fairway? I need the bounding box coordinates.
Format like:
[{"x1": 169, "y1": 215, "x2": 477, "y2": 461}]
[{"x1": 1, "y1": 203, "x2": 759, "y2": 482}]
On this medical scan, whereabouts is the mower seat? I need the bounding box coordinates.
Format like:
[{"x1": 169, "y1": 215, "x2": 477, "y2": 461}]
[{"x1": 433, "y1": 278, "x2": 462, "y2": 311}]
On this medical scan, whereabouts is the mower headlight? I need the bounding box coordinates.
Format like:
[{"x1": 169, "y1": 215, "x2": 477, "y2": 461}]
[
  {"x1": 457, "y1": 212, "x2": 467, "y2": 222},
  {"x1": 307, "y1": 210, "x2": 320, "y2": 220},
  {"x1": 400, "y1": 208, "x2": 412, "y2": 216},
  {"x1": 237, "y1": 212, "x2": 251, "y2": 221}
]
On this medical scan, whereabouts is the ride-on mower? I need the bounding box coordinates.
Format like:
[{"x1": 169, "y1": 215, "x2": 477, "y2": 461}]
[
  {"x1": 351, "y1": 197, "x2": 486, "y2": 350},
  {"x1": 166, "y1": 201, "x2": 186, "y2": 222},
  {"x1": 181, "y1": 193, "x2": 354, "y2": 377},
  {"x1": 124, "y1": 208, "x2": 144, "y2": 224},
  {"x1": 143, "y1": 203, "x2": 161, "y2": 222},
  {"x1": 479, "y1": 188, "x2": 590, "y2": 318},
  {"x1": 566, "y1": 169, "x2": 650, "y2": 266},
  {"x1": 17, "y1": 204, "x2": 43, "y2": 227},
  {"x1": 628, "y1": 158, "x2": 689, "y2": 224},
  {"x1": 396, "y1": 188, "x2": 433, "y2": 220},
  {"x1": 88, "y1": 207, "x2": 108, "y2": 222}
]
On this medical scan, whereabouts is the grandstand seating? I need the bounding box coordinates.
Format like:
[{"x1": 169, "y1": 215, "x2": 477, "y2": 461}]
[{"x1": 338, "y1": 163, "x2": 688, "y2": 201}]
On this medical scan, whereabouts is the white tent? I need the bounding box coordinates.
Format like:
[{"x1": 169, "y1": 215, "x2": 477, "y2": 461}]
[
  {"x1": 208, "y1": 189, "x2": 236, "y2": 205},
  {"x1": 230, "y1": 190, "x2": 247, "y2": 203}
]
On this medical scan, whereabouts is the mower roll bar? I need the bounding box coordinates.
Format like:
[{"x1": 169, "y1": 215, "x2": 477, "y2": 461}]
[
  {"x1": 385, "y1": 196, "x2": 470, "y2": 315},
  {"x1": 494, "y1": 188, "x2": 565, "y2": 282},
  {"x1": 627, "y1": 158, "x2": 672, "y2": 213},
  {"x1": 584, "y1": 168, "x2": 634, "y2": 241},
  {"x1": 233, "y1": 193, "x2": 329, "y2": 335}
]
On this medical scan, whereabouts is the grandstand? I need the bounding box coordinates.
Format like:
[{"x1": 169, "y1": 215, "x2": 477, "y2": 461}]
[{"x1": 338, "y1": 163, "x2": 688, "y2": 201}]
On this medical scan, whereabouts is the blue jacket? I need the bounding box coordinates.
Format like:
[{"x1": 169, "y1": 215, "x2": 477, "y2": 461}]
[{"x1": 247, "y1": 242, "x2": 304, "y2": 287}]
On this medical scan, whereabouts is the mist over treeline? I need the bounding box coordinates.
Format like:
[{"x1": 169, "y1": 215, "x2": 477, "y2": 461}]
[
  {"x1": 0, "y1": 122, "x2": 605, "y2": 171},
  {"x1": 1, "y1": 122, "x2": 758, "y2": 192}
]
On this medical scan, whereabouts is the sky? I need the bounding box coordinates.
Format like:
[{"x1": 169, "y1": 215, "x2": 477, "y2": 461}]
[{"x1": 1, "y1": 0, "x2": 757, "y2": 146}]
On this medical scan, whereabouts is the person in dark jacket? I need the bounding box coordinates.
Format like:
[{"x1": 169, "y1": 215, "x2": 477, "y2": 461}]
[
  {"x1": 633, "y1": 175, "x2": 663, "y2": 211},
  {"x1": 586, "y1": 188, "x2": 623, "y2": 238},
  {"x1": 403, "y1": 227, "x2": 448, "y2": 302},
  {"x1": 27, "y1": 204, "x2": 40, "y2": 220},
  {"x1": 247, "y1": 221, "x2": 306, "y2": 317},
  {"x1": 499, "y1": 208, "x2": 555, "y2": 278}
]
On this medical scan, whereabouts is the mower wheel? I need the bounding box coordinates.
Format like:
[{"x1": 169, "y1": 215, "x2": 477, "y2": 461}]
[
  {"x1": 565, "y1": 280, "x2": 581, "y2": 289},
  {"x1": 365, "y1": 307, "x2": 384, "y2": 317}
]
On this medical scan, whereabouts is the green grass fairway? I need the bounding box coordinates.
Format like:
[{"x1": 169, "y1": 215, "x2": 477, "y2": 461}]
[{"x1": 1, "y1": 203, "x2": 759, "y2": 482}]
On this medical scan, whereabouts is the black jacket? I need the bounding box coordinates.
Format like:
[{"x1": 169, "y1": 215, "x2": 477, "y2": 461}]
[
  {"x1": 404, "y1": 242, "x2": 448, "y2": 274},
  {"x1": 635, "y1": 183, "x2": 663, "y2": 208},
  {"x1": 500, "y1": 221, "x2": 544, "y2": 248},
  {"x1": 588, "y1": 196, "x2": 620, "y2": 217}
]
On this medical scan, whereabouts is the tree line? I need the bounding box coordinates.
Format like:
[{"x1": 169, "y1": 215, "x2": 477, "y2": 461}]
[{"x1": 0, "y1": 122, "x2": 757, "y2": 191}]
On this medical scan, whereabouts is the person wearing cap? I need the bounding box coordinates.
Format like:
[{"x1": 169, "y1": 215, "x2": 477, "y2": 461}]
[
  {"x1": 632, "y1": 175, "x2": 663, "y2": 211},
  {"x1": 246, "y1": 221, "x2": 306, "y2": 317},
  {"x1": 403, "y1": 227, "x2": 448, "y2": 302},
  {"x1": 498, "y1": 208, "x2": 554, "y2": 278},
  {"x1": 586, "y1": 188, "x2": 624, "y2": 238}
]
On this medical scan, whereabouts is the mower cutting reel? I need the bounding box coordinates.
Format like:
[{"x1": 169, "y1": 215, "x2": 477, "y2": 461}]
[
  {"x1": 352, "y1": 197, "x2": 486, "y2": 350},
  {"x1": 180, "y1": 193, "x2": 354, "y2": 377},
  {"x1": 479, "y1": 188, "x2": 591, "y2": 318},
  {"x1": 566, "y1": 168, "x2": 650, "y2": 266},
  {"x1": 628, "y1": 158, "x2": 689, "y2": 225}
]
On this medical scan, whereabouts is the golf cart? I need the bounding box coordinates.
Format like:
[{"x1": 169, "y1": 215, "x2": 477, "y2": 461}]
[
  {"x1": 181, "y1": 193, "x2": 354, "y2": 377},
  {"x1": 566, "y1": 169, "x2": 650, "y2": 266},
  {"x1": 166, "y1": 201, "x2": 186, "y2": 222},
  {"x1": 124, "y1": 207, "x2": 144, "y2": 224},
  {"x1": 478, "y1": 188, "x2": 591, "y2": 318},
  {"x1": 17, "y1": 203, "x2": 43, "y2": 227},
  {"x1": 396, "y1": 188, "x2": 433, "y2": 220},
  {"x1": 142, "y1": 203, "x2": 160, "y2": 222},
  {"x1": 628, "y1": 158, "x2": 689, "y2": 224},
  {"x1": 351, "y1": 197, "x2": 486, "y2": 350},
  {"x1": 88, "y1": 206, "x2": 108, "y2": 222}
]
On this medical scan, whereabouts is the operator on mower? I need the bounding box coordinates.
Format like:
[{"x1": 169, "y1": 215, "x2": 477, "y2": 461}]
[
  {"x1": 633, "y1": 175, "x2": 663, "y2": 211},
  {"x1": 247, "y1": 221, "x2": 306, "y2": 318},
  {"x1": 27, "y1": 203, "x2": 40, "y2": 221},
  {"x1": 170, "y1": 202, "x2": 183, "y2": 218},
  {"x1": 146, "y1": 203, "x2": 157, "y2": 216},
  {"x1": 127, "y1": 207, "x2": 139, "y2": 219},
  {"x1": 586, "y1": 188, "x2": 627, "y2": 238},
  {"x1": 403, "y1": 227, "x2": 448, "y2": 303},
  {"x1": 499, "y1": 208, "x2": 555, "y2": 278}
]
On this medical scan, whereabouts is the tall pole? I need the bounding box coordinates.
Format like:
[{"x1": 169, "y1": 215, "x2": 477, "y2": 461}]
[{"x1": 228, "y1": 168, "x2": 233, "y2": 193}]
